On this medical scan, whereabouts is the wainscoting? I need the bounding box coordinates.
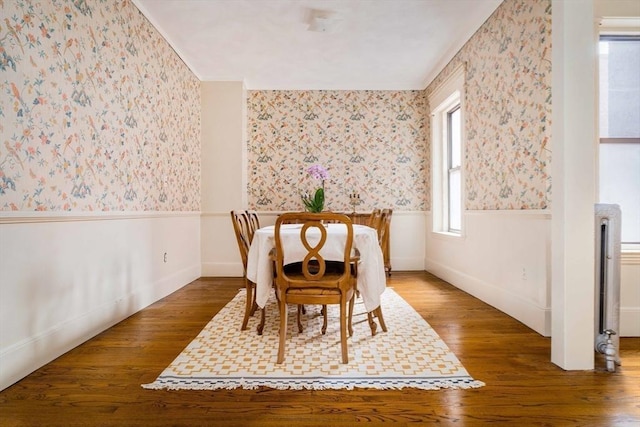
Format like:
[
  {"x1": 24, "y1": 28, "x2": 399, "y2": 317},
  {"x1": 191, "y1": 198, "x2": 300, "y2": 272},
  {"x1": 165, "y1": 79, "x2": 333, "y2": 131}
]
[
  {"x1": 0, "y1": 212, "x2": 201, "y2": 391},
  {"x1": 621, "y1": 251, "x2": 640, "y2": 336},
  {"x1": 425, "y1": 210, "x2": 552, "y2": 336}
]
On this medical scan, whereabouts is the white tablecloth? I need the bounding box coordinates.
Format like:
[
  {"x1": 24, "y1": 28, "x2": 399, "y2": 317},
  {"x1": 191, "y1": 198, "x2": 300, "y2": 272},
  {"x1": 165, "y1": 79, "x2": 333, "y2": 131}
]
[{"x1": 246, "y1": 223, "x2": 387, "y2": 312}]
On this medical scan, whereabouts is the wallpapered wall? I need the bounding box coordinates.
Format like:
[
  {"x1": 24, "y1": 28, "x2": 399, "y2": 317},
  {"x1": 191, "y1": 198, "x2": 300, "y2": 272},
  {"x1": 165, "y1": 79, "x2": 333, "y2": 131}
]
[
  {"x1": 247, "y1": 0, "x2": 551, "y2": 212},
  {"x1": 427, "y1": 0, "x2": 552, "y2": 210},
  {"x1": 0, "y1": 0, "x2": 201, "y2": 211},
  {"x1": 247, "y1": 90, "x2": 428, "y2": 212}
]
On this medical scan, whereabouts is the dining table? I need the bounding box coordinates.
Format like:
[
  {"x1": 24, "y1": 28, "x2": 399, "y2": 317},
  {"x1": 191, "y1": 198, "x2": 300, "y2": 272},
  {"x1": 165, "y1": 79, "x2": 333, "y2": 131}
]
[{"x1": 246, "y1": 222, "x2": 387, "y2": 313}]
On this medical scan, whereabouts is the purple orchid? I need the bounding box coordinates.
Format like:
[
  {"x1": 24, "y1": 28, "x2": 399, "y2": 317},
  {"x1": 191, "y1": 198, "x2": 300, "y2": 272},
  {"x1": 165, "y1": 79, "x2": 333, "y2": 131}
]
[
  {"x1": 306, "y1": 164, "x2": 329, "y2": 181},
  {"x1": 302, "y1": 164, "x2": 328, "y2": 213}
]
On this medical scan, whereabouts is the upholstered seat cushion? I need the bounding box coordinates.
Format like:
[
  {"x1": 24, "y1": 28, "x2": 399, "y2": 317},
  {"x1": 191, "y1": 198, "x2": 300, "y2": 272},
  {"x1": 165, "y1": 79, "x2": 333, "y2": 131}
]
[{"x1": 284, "y1": 261, "x2": 352, "y2": 276}]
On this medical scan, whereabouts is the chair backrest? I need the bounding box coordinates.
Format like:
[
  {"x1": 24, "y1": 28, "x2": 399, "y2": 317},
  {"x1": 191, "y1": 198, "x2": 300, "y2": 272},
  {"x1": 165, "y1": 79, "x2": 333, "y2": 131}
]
[
  {"x1": 368, "y1": 208, "x2": 382, "y2": 230},
  {"x1": 246, "y1": 210, "x2": 260, "y2": 243},
  {"x1": 274, "y1": 212, "x2": 354, "y2": 291},
  {"x1": 230, "y1": 210, "x2": 252, "y2": 274},
  {"x1": 379, "y1": 208, "x2": 393, "y2": 249}
]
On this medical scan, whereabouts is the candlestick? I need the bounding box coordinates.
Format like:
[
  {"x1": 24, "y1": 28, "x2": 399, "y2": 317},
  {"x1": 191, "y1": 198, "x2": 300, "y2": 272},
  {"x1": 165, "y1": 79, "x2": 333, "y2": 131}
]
[{"x1": 349, "y1": 192, "x2": 360, "y2": 213}]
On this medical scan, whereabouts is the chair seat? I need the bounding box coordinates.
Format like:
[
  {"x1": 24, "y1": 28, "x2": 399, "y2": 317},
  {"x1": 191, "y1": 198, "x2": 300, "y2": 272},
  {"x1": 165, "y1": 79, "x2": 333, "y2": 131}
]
[
  {"x1": 283, "y1": 268, "x2": 345, "y2": 281},
  {"x1": 287, "y1": 287, "x2": 342, "y2": 296}
]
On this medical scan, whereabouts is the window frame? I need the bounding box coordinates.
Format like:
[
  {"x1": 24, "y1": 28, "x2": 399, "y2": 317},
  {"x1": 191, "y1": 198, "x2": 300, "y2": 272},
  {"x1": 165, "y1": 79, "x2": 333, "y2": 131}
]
[
  {"x1": 598, "y1": 32, "x2": 640, "y2": 247},
  {"x1": 429, "y1": 66, "x2": 465, "y2": 237},
  {"x1": 447, "y1": 105, "x2": 462, "y2": 233}
]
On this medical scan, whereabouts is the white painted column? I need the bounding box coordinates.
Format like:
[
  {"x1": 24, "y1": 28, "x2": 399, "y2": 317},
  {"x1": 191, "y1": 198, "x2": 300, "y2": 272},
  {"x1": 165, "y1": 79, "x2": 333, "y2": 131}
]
[
  {"x1": 201, "y1": 81, "x2": 246, "y2": 212},
  {"x1": 201, "y1": 81, "x2": 248, "y2": 276},
  {"x1": 551, "y1": 0, "x2": 598, "y2": 369}
]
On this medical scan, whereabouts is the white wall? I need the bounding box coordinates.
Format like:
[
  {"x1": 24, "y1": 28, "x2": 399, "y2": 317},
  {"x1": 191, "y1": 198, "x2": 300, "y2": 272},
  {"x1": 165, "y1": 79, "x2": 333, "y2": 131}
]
[
  {"x1": 201, "y1": 82, "x2": 247, "y2": 277},
  {"x1": 425, "y1": 211, "x2": 552, "y2": 336},
  {"x1": 620, "y1": 253, "x2": 640, "y2": 336},
  {"x1": 423, "y1": 210, "x2": 638, "y2": 338},
  {"x1": 0, "y1": 213, "x2": 201, "y2": 391},
  {"x1": 387, "y1": 212, "x2": 426, "y2": 272}
]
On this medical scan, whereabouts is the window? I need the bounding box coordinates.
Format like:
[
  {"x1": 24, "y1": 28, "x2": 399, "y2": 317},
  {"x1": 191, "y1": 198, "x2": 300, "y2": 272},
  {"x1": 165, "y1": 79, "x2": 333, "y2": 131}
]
[
  {"x1": 447, "y1": 106, "x2": 462, "y2": 232},
  {"x1": 430, "y1": 67, "x2": 464, "y2": 235},
  {"x1": 598, "y1": 35, "x2": 640, "y2": 245}
]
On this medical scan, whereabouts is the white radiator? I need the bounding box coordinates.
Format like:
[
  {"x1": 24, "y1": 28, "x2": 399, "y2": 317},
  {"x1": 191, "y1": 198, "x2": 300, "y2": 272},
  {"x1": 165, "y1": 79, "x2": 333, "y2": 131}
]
[{"x1": 594, "y1": 203, "x2": 622, "y2": 372}]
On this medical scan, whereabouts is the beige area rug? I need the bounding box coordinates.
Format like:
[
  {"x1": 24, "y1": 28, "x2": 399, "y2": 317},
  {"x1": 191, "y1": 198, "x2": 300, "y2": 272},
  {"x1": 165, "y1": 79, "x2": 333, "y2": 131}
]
[{"x1": 142, "y1": 288, "x2": 484, "y2": 390}]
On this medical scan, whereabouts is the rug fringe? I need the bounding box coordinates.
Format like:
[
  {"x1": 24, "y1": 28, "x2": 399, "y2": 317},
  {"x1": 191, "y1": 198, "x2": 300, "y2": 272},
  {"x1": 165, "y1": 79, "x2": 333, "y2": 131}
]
[{"x1": 142, "y1": 379, "x2": 485, "y2": 391}]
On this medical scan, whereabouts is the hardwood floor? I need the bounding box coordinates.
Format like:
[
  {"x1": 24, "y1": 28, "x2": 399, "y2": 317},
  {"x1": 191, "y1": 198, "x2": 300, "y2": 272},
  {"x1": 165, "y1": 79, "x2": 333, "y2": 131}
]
[{"x1": 1, "y1": 272, "x2": 638, "y2": 426}]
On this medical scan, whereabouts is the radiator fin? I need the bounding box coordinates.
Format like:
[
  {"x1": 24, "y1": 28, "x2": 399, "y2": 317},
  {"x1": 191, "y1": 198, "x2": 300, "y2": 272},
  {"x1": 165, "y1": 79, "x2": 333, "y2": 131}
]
[{"x1": 594, "y1": 204, "x2": 622, "y2": 372}]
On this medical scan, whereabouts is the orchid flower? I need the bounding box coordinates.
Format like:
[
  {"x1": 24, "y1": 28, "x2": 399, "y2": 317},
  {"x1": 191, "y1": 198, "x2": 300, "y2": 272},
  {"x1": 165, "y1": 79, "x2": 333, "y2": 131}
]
[{"x1": 302, "y1": 164, "x2": 328, "y2": 213}]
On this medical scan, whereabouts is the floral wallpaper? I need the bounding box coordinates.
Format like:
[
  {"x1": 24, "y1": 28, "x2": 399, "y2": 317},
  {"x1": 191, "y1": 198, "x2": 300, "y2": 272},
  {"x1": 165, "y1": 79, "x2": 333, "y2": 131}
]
[
  {"x1": 426, "y1": 0, "x2": 552, "y2": 210},
  {"x1": 247, "y1": 0, "x2": 551, "y2": 213},
  {"x1": 0, "y1": 0, "x2": 201, "y2": 211},
  {"x1": 247, "y1": 90, "x2": 428, "y2": 212}
]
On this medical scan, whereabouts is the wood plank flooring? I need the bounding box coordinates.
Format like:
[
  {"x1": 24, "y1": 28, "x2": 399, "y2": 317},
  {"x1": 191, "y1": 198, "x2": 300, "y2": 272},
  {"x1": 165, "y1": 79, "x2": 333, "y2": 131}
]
[{"x1": 1, "y1": 272, "x2": 638, "y2": 426}]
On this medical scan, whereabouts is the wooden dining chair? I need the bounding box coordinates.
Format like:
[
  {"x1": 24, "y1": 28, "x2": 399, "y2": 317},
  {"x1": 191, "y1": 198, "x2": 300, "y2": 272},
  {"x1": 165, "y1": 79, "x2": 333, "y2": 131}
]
[
  {"x1": 273, "y1": 212, "x2": 359, "y2": 364},
  {"x1": 379, "y1": 208, "x2": 393, "y2": 277},
  {"x1": 246, "y1": 210, "x2": 260, "y2": 242},
  {"x1": 368, "y1": 208, "x2": 382, "y2": 230},
  {"x1": 363, "y1": 208, "x2": 391, "y2": 336},
  {"x1": 230, "y1": 210, "x2": 266, "y2": 334}
]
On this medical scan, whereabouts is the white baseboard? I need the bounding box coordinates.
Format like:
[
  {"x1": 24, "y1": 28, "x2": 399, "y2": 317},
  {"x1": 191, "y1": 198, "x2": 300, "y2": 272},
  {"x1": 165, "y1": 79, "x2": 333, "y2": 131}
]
[
  {"x1": 426, "y1": 258, "x2": 551, "y2": 336},
  {"x1": 0, "y1": 264, "x2": 199, "y2": 391}
]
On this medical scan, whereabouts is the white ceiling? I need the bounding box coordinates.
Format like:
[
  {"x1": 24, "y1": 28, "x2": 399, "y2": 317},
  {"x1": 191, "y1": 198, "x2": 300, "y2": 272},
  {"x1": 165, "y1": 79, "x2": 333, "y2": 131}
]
[{"x1": 133, "y1": 0, "x2": 503, "y2": 90}]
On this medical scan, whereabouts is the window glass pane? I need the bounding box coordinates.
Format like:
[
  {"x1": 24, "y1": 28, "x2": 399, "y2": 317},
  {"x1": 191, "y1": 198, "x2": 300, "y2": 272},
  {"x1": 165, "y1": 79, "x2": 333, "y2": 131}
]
[
  {"x1": 599, "y1": 143, "x2": 640, "y2": 243},
  {"x1": 449, "y1": 169, "x2": 461, "y2": 231},
  {"x1": 449, "y1": 107, "x2": 461, "y2": 167},
  {"x1": 599, "y1": 37, "x2": 640, "y2": 138},
  {"x1": 430, "y1": 67, "x2": 463, "y2": 236}
]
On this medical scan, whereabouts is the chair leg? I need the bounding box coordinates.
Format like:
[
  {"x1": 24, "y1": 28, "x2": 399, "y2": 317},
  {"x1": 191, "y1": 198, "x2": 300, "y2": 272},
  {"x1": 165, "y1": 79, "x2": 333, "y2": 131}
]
[
  {"x1": 348, "y1": 296, "x2": 355, "y2": 337},
  {"x1": 340, "y1": 301, "x2": 348, "y2": 364},
  {"x1": 321, "y1": 304, "x2": 328, "y2": 335},
  {"x1": 241, "y1": 280, "x2": 253, "y2": 331},
  {"x1": 297, "y1": 305, "x2": 304, "y2": 333},
  {"x1": 277, "y1": 302, "x2": 287, "y2": 364},
  {"x1": 375, "y1": 306, "x2": 387, "y2": 333},
  {"x1": 250, "y1": 288, "x2": 258, "y2": 316},
  {"x1": 367, "y1": 312, "x2": 378, "y2": 336},
  {"x1": 256, "y1": 307, "x2": 266, "y2": 335}
]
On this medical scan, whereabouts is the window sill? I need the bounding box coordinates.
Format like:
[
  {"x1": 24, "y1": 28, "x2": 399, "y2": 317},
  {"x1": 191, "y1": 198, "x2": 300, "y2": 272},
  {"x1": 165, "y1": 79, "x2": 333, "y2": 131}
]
[{"x1": 431, "y1": 230, "x2": 464, "y2": 241}]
